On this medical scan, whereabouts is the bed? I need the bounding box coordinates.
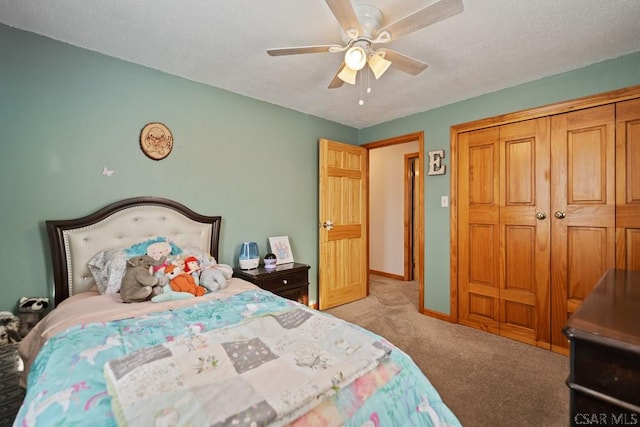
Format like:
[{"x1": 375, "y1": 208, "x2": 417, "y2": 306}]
[{"x1": 15, "y1": 197, "x2": 461, "y2": 427}]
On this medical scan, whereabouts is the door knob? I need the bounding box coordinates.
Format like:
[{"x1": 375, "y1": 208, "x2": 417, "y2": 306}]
[
  {"x1": 535, "y1": 212, "x2": 547, "y2": 220},
  {"x1": 322, "y1": 220, "x2": 334, "y2": 230},
  {"x1": 555, "y1": 211, "x2": 566, "y2": 219}
]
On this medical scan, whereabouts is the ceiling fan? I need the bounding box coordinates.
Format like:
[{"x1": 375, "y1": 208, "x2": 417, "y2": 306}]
[{"x1": 267, "y1": 0, "x2": 464, "y2": 89}]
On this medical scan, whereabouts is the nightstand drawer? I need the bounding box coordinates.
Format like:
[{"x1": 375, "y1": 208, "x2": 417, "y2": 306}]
[
  {"x1": 233, "y1": 262, "x2": 310, "y2": 304},
  {"x1": 260, "y1": 271, "x2": 307, "y2": 292},
  {"x1": 277, "y1": 286, "x2": 308, "y2": 304}
]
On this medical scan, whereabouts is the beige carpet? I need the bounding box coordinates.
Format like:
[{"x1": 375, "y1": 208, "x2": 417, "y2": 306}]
[{"x1": 325, "y1": 275, "x2": 570, "y2": 427}]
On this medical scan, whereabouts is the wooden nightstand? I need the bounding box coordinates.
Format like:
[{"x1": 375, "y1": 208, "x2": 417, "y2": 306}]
[{"x1": 233, "y1": 262, "x2": 310, "y2": 305}]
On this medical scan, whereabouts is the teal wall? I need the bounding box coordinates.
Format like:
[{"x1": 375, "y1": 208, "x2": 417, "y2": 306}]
[
  {"x1": 0, "y1": 24, "x2": 357, "y2": 312},
  {"x1": 360, "y1": 52, "x2": 640, "y2": 314},
  {"x1": 1, "y1": 22, "x2": 638, "y2": 315}
]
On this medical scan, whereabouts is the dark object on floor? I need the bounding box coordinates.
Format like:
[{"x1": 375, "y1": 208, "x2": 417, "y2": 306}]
[
  {"x1": 0, "y1": 312, "x2": 21, "y2": 345},
  {"x1": 0, "y1": 343, "x2": 25, "y2": 425}
]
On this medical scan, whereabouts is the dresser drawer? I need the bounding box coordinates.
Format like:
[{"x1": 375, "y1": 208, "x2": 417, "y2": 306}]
[
  {"x1": 260, "y1": 270, "x2": 307, "y2": 292},
  {"x1": 572, "y1": 338, "x2": 640, "y2": 407}
]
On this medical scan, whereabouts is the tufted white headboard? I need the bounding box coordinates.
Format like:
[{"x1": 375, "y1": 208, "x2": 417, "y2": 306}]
[{"x1": 46, "y1": 197, "x2": 221, "y2": 306}]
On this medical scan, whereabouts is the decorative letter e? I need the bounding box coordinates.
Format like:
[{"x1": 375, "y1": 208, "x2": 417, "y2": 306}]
[{"x1": 427, "y1": 149, "x2": 446, "y2": 176}]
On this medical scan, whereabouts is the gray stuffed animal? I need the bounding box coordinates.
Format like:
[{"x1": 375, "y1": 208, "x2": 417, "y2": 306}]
[
  {"x1": 18, "y1": 297, "x2": 49, "y2": 337},
  {"x1": 0, "y1": 311, "x2": 21, "y2": 345},
  {"x1": 120, "y1": 255, "x2": 166, "y2": 303},
  {"x1": 200, "y1": 267, "x2": 231, "y2": 292}
]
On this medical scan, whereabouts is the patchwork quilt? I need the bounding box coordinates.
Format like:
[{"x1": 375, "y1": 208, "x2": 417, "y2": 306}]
[
  {"x1": 15, "y1": 288, "x2": 461, "y2": 427},
  {"x1": 105, "y1": 307, "x2": 391, "y2": 426}
]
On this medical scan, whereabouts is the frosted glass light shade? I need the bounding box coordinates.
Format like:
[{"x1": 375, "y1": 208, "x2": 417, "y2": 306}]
[
  {"x1": 368, "y1": 52, "x2": 392, "y2": 79},
  {"x1": 337, "y1": 65, "x2": 358, "y2": 85},
  {"x1": 344, "y1": 46, "x2": 366, "y2": 71}
]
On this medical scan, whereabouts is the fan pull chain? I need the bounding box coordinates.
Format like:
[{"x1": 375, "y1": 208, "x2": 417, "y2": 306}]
[
  {"x1": 359, "y1": 71, "x2": 364, "y2": 106},
  {"x1": 358, "y1": 68, "x2": 374, "y2": 106}
]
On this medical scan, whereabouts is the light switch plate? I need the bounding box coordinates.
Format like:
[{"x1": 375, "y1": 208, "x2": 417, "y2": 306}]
[{"x1": 441, "y1": 196, "x2": 449, "y2": 207}]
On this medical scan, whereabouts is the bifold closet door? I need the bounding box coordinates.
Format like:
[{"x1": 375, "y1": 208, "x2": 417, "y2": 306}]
[
  {"x1": 458, "y1": 127, "x2": 501, "y2": 336},
  {"x1": 550, "y1": 104, "x2": 616, "y2": 353},
  {"x1": 459, "y1": 118, "x2": 551, "y2": 348},
  {"x1": 498, "y1": 119, "x2": 551, "y2": 348},
  {"x1": 458, "y1": 93, "x2": 638, "y2": 354},
  {"x1": 616, "y1": 98, "x2": 640, "y2": 271}
]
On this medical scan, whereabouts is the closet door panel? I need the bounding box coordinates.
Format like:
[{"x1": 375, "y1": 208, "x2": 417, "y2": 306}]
[
  {"x1": 550, "y1": 105, "x2": 616, "y2": 352},
  {"x1": 566, "y1": 227, "x2": 612, "y2": 311},
  {"x1": 616, "y1": 98, "x2": 640, "y2": 271},
  {"x1": 459, "y1": 128, "x2": 500, "y2": 333},
  {"x1": 499, "y1": 118, "x2": 551, "y2": 348},
  {"x1": 620, "y1": 230, "x2": 640, "y2": 271}
]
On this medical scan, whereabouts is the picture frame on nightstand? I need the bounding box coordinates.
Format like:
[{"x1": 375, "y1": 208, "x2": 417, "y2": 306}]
[{"x1": 268, "y1": 236, "x2": 294, "y2": 264}]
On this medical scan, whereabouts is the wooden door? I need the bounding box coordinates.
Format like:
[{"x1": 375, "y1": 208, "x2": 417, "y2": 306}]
[
  {"x1": 616, "y1": 98, "x2": 640, "y2": 271},
  {"x1": 318, "y1": 138, "x2": 368, "y2": 309},
  {"x1": 459, "y1": 119, "x2": 551, "y2": 347},
  {"x1": 404, "y1": 152, "x2": 420, "y2": 281},
  {"x1": 458, "y1": 127, "x2": 501, "y2": 335},
  {"x1": 498, "y1": 118, "x2": 551, "y2": 348},
  {"x1": 550, "y1": 105, "x2": 616, "y2": 353}
]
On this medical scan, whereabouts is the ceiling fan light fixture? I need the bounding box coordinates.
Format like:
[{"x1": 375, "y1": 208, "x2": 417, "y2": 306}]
[
  {"x1": 337, "y1": 65, "x2": 358, "y2": 85},
  {"x1": 344, "y1": 46, "x2": 367, "y2": 71},
  {"x1": 368, "y1": 51, "x2": 392, "y2": 79},
  {"x1": 268, "y1": 0, "x2": 466, "y2": 93}
]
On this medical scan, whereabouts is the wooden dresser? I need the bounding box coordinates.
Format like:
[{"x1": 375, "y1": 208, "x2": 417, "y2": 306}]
[{"x1": 563, "y1": 269, "x2": 640, "y2": 426}]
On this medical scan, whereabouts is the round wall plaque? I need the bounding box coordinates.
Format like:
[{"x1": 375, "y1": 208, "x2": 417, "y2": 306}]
[{"x1": 140, "y1": 122, "x2": 173, "y2": 160}]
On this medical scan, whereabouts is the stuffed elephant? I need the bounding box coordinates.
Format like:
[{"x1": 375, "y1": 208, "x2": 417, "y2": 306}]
[
  {"x1": 120, "y1": 255, "x2": 166, "y2": 303},
  {"x1": 200, "y1": 267, "x2": 230, "y2": 292}
]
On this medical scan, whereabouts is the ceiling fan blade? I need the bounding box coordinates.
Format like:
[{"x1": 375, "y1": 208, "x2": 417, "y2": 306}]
[
  {"x1": 325, "y1": 0, "x2": 361, "y2": 38},
  {"x1": 328, "y1": 63, "x2": 346, "y2": 89},
  {"x1": 376, "y1": 0, "x2": 463, "y2": 41},
  {"x1": 378, "y1": 49, "x2": 428, "y2": 75},
  {"x1": 267, "y1": 45, "x2": 343, "y2": 56}
]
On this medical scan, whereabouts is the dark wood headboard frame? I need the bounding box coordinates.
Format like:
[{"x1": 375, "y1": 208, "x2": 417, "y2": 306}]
[{"x1": 46, "y1": 197, "x2": 221, "y2": 306}]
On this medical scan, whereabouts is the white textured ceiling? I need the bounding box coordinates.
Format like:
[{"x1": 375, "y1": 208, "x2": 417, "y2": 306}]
[{"x1": 1, "y1": 0, "x2": 639, "y2": 128}]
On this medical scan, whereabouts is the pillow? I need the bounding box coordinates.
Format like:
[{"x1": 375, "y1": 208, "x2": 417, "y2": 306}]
[
  {"x1": 125, "y1": 237, "x2": 182, "y2": 258},
  {"x1": 88, "y1": 237, "x2": 184, "y2": 295},
  {"x1": 179, "y1": 246, "x2": 217, "y2": 267},
  {"x1": 87, "y1": 248, "x2": 129, "y2": 295}
]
